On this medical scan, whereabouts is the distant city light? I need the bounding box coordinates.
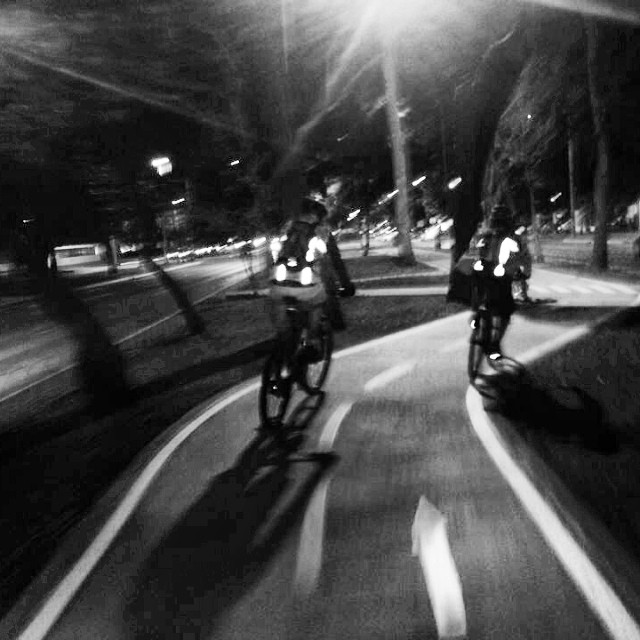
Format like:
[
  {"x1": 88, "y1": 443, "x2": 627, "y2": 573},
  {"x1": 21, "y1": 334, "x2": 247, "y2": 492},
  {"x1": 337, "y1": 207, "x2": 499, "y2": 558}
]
[
  {"x1": 150, "y1": 156, "x2": 172, "y2": 176},
  {"x1": 229, "y1": 159, "x2": 240, "y2": 166},
  {"x1": 412, "y1": 175, "x2": 426, "y2": 187},
  {"x1": 171, "y1": 198, "x2": 185, "y2": 206},
  {"x1": 550, "y1": 192, "x2": 562, "y2": 203},
  {"x1": 447, "y1": 176, "x2": 462, "y2": 190}
]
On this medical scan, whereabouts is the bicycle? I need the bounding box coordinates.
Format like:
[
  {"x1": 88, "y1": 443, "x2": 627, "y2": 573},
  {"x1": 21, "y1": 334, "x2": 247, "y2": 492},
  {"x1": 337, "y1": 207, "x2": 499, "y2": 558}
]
[
  {"x1": 259, "y1": 296, "x2": 333, "y2": 429},
  {"x1": 468, "y1": 271, "x2": 524, "y2": 401}
]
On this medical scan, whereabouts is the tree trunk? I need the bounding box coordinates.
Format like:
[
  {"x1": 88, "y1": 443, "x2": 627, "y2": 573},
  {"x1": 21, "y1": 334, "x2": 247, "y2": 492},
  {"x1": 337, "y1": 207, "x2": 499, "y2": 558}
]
[
  {"x1": 446, "y1": 23, "x2": 531, "y2": 301},
  {"x1": 381, "y1": 27, "x2": 415, "y2": 265},
  {"x1": 528, "y1": 181, "x2": 544, "y2": 263},
  {"x1": 567, "y1": 130, "x2": 577, "y2": 238},
  {"x1": 585, "y1": 18, "x2": 610, "y2": 271}
]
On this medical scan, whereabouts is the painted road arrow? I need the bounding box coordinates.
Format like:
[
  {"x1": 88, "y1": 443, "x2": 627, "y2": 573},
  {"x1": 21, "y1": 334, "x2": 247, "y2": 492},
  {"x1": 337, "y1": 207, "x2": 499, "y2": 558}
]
[{"x1": 412, "y1": 495, "x2": 467, "y2": 639}]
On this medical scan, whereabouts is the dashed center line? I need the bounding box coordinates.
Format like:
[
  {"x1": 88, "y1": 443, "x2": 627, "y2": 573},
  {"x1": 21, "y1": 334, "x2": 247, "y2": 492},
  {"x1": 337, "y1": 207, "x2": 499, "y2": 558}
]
[{"x1": 295, "y1": 402, "x2": 353, "y2": 597}]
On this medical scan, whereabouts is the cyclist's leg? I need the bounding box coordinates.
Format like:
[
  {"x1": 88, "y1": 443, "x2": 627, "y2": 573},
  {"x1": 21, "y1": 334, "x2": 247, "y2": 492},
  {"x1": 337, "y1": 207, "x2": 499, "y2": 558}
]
[{"x1": 488, "y1": 312, "x2": 512, "y2": 356}]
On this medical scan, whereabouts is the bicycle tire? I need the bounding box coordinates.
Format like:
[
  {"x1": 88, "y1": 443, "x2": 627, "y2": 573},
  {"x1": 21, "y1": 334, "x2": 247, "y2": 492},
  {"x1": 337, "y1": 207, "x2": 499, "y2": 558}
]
[
  {"x1": 259, "y1": 351, "x2": 292, "y2": 428},
  {"x1": 299, "y1": 321, "x2": 333, "y2": 394}
]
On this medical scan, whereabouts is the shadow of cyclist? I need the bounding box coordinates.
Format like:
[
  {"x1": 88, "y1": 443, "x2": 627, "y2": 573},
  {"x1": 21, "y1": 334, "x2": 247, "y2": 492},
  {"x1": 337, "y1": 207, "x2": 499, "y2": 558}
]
[
  {"x1": 124, "y1": 413, "x2": 336, "y2": 639},
  {"x1": 482, "y1": 364, "x2": 619, "y2": 454}
]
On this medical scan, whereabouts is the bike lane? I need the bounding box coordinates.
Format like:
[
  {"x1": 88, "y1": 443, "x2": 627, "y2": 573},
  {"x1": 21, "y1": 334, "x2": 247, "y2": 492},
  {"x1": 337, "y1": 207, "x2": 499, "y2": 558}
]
[{"x1": 5, "y1": 287, "x2": 640, "y2": 639}]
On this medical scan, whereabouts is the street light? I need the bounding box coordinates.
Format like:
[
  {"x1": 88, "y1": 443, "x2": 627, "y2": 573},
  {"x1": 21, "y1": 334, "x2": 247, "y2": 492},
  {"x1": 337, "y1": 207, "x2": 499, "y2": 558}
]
[
  {"x1": 150, "y1": 156, "x2": 172, "y2": 176},
  {"x1": 150, "y1": 156, "x2": 173, "y2": 260},
  {"x1": 447, "y1": 176, "x2": 462, "y2": 190}
]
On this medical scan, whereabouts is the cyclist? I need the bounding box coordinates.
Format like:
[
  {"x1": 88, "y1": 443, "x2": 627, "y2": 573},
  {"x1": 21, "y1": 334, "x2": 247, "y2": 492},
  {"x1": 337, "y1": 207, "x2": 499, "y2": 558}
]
[
  {"x1": 465, "y1": 203, "x2": 524, "y2": 358},
  {"x1": 269, "y1": 197, "x2": 355, "y2": 360},
  {"x1": 512, "y1": 222, "x2": 533, "y2": 303}
]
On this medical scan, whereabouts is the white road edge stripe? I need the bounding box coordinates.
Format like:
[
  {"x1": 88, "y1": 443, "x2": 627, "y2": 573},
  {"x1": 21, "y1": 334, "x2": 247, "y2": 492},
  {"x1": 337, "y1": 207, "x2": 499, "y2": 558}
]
[
  {"x1": 294, "y1": 402, "x2": 353, "y2": 596},
  {"x1": 364, "y1": 362, "x2": 415, "y2": 392},
  {"x1": 16, "y1": 380, "x2": 260, "y2": 640},
  {"x1": 466, "y1": 388, "x2": 640, "y2": 640}
]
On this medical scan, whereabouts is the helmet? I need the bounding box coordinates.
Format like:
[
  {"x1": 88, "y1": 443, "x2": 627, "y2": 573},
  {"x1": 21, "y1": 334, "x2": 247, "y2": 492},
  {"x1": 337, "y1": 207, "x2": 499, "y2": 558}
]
[{"x1": 488, "y1": 204, "x2": 513, "y2": 229}]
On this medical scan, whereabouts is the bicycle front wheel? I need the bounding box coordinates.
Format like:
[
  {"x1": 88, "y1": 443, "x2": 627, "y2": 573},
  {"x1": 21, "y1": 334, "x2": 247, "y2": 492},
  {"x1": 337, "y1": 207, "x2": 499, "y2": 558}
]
[
  {"x1": 299, "y1": 322, "x2": 333, "y2": 394},
  {"x1": 259, "y1": 351, "x2": 292, "y2": 428}
]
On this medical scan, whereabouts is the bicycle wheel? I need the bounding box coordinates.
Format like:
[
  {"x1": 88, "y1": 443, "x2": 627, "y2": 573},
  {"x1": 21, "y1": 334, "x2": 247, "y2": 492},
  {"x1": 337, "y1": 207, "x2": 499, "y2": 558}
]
[
  {"x1": 299, "y1": 321, "x2": 333, "y2": 394},
  {"x1": 467, "y1": 313, "x2": 488, "y2": 381},
  {"x1": 259, "y1": 351, "x2": 292, "y2": 428}
]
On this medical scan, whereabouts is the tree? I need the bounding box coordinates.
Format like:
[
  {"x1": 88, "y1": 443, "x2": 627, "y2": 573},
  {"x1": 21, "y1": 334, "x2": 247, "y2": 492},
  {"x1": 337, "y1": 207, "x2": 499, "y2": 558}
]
[{"x1": 585, "y1": 18, "x2": 612, "y2": 271}]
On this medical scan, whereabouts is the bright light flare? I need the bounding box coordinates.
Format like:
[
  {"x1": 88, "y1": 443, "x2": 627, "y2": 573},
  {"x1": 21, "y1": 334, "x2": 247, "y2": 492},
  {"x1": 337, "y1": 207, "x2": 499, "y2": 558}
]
[
  {"x1": 521, "y1": 0, "x2": 640, "y2": 24},
  {"x1": 275, "y1": 264, "x2": 287, "y2": 282},
  {"x1": 301, "y1": 267, "x2": 313, "y2": 285},
  {"x1": 150, "y1": 157, "x2": 172, "y2": 176},
  {"x1": 447, "y1": 176, "x2": 462, "y2": 190}
]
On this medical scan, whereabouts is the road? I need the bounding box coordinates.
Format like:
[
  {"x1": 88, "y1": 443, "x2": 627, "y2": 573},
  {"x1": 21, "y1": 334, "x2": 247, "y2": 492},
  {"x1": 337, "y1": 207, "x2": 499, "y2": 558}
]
[
  {"x1": 7, "y1": 265, "x2": 640, "y2": 640},
  {"x1": 0, "y1": 255, "x2": 252, "y2": 403}
]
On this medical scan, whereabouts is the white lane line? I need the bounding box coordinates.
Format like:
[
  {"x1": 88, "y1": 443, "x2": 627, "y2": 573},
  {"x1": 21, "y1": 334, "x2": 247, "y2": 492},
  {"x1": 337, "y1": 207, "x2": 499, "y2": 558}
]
[
  {"x1": 548, "y1": 285, "x2": 572, "y2": 294},
  {"x1": 589, "y1": 284, "x2": 617, "y2": 295},
  {"x1": 356, "y1": 286, "x2": 448, "y2": 297},
  {"x1": 16, "y1": 380, "x2": 260, "y2": 640},
  {"x1": 17, "y1": 312, "x2": 471, "y2": 637},
  {"x1": 570, "y1": 285, "x2": 593, "y2": 294},
  {"x1": 466, "y1": 387, "x2": 640, "y2": 640},
  {"x1": 608, "y1": 283, "x2": 638, "y2": 295},
  {"x1": 364, "y1": 362, "x2": 414, "y2": 392},
  {"x1": 295, "y1": 402, "x2": 353, "y2": 596}
]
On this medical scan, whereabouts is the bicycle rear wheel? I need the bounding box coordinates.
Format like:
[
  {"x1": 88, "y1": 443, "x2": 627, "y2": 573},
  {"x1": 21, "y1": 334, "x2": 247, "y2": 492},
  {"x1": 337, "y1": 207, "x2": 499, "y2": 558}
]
[
  {"x1": 259, "y1": 351, "x2": 292, "y2": 428},
  {"x1": 467, "y1": 313, "x2": 488, "y2": 381},
  {"x1": 299, "y1": 321, "x2": 333, "y2": 394}
]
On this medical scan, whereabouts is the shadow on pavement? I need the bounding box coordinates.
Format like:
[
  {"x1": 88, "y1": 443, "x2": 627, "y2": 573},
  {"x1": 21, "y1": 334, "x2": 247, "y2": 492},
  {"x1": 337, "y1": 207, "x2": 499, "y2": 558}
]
[
  {"x1": 488, "y1": 369, "x2": 619, "y2": 454},
  {"x1": 124, "y1": 393, "x2": 336, "y2": 639},
  {"x1": 514, "y1": 302, "x2": 623, "y2": 325},
  {"x1": 40, "y1": 275, "x2": 133, "y2": 415},
  {"x1": 141, "y1": 255, "x2": 207, "y2": 336}
]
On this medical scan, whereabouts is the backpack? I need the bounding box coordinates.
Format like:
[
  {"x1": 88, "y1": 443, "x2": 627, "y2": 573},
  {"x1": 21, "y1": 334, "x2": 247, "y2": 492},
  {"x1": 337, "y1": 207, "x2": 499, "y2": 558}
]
[
  {"x1": 477, "y1": 230, "x2": 521, "y2": 276},
  {"x1": 276, "y1": 220, "x2": 318, "y2": 269}
]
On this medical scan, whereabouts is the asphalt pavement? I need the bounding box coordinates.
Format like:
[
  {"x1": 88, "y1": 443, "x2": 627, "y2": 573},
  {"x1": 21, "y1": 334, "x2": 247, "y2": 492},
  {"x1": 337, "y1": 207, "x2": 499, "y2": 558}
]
[{"x1": 4, "y1": 252, "x2": 640, "y2": 640}]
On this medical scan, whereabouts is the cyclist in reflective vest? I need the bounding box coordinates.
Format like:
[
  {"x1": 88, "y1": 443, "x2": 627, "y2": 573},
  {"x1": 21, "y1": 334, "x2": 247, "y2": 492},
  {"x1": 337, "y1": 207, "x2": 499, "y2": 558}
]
[
  {"x1": 269, "y1": 197, "x2": 355, "y2": 358},
  {"x1": 469, "y1": 203, "x2": 524, "y2": 357}
]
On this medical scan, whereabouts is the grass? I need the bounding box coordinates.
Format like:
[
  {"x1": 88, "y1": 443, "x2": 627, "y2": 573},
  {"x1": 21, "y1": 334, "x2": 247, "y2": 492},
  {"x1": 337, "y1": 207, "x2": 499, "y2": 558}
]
[{"x1": 502, "y1": 312, "x2": 640, "y2": 570}]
